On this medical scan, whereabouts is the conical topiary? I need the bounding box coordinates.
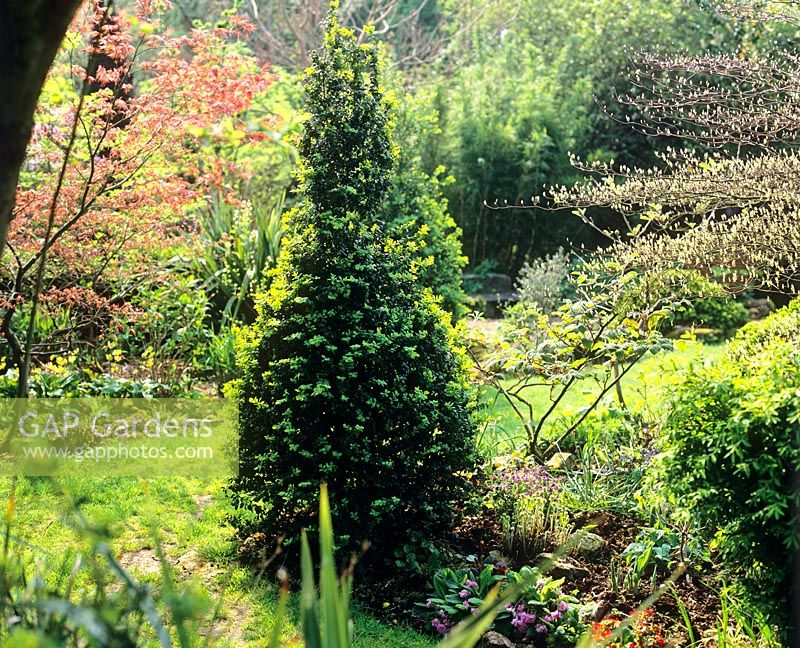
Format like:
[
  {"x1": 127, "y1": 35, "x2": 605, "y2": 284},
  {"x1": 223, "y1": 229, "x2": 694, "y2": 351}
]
[{"x1": 231, "y1": 4, "x2": 476, "y2": 570}]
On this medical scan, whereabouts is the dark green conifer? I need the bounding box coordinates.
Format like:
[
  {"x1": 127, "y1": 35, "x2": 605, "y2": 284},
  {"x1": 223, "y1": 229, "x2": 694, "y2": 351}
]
[{"x1": 232, "y1": 4, "x2": 476, "y2": 568}]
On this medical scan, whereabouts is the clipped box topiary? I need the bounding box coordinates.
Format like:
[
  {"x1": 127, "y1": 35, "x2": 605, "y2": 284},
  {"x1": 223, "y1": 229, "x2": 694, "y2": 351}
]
[{"x1": 230, "y1": 3, "x2": 476, "y2": 575}]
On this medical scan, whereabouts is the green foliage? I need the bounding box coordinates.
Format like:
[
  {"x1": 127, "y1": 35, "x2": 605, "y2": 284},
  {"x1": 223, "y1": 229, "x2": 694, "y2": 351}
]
[
  {"x1": 232, "y1": 8, "x2": 476, "y2": 569},
  {"x1": 237, "y1": 72, "x2": 305, "y2": 203},
  {"x1": 673, "y1": 295, "x2": 749, "y2": 341},
  {"x1": 714, "y1": 584, "x2": 781, "y2": 648},
  {"x1": 268, "y1": 485, "x2": 536, "y2": 648},
  {"x1": 726, "y1": 297, "x2": 800, "y2": 364},
  {"x1": 659, "y1": 312, "x2": 800, "y2": 633},
  {"x1": 420, "y1": 564, "x2": 584, "y2": 645},
  {"x1": 190, "y1": 193, "x2": 284, "y2": 325},
  {"x1": 558, "y1": 433, "x2": 654, "y2": 516},
  {"x1": 430, "y1": 40, "x2": 577, "y2": 271}
]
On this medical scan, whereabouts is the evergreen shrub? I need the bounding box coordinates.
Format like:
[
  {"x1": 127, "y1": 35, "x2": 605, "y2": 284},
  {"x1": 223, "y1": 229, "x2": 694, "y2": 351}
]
[{"x1": 231, "y1": 6, "x2": 476, "y2": 571}]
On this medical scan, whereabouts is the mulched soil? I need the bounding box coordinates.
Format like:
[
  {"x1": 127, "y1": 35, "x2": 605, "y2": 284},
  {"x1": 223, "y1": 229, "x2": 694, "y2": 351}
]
[
  {"x1": 371, "y1": 508, "x2": 724, "y2": 645},
  {"x1": 568, "y1": 511, "x2": 722, "y2": 645}
]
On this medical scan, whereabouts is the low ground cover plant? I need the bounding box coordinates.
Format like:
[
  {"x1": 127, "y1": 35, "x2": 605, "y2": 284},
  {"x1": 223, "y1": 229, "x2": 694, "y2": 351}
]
[{"x1": 419, "y1": 564, "x2": 584, "y2": 645}]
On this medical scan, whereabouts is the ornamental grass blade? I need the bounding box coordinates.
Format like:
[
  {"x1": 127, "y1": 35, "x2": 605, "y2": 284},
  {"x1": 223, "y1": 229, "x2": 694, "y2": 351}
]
[
  {"x1": 318, "y1": 483, "x2": 350, "y2": 648},
  {"x1": 300, "y1": 529, "x2": 321, "y2": 648},
  {"x1": 267, "y1": 582, "x2": 289, "y2": 648},
  {"x1": 35, "y1": 600, "x2": 112, "y2": 646}
]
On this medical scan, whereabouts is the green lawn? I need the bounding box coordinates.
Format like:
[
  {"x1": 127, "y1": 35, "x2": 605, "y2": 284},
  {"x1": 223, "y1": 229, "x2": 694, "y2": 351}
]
[
  {"x1": 477, "y1": 340, "x2": 726, "y2": 453},
  {"x1": 1, "y1": 476, "x2": 435, "y2": 648}
]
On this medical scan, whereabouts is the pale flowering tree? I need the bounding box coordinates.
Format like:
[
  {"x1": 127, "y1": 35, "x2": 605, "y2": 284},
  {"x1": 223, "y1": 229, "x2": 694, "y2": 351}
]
[{"x1": 548, "y1": 1, "x2": 800, "y2": 295}]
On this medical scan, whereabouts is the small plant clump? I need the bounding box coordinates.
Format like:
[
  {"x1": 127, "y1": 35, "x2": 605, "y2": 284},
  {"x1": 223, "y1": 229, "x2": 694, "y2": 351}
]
[
  {"x1": 419, "y1": 564, "x2": 584, "y2": 645},
  {"x1": 515, "y1": 248, "x2": 571, "y2": 316},
  {"x1": 591, "y1": 609, "x2": 666, "y2": 648}
]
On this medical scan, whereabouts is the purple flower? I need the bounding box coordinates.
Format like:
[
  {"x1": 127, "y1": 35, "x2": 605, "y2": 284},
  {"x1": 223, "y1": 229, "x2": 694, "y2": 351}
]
[
  {"x1": 465, "y1": 579, "x2": 478, "y2": 588},
  {"x1": 557, "y1": 601, "x2": 569, "y2": 612},
  {"x1": 535, "y1": 624, "x2": 547, "y2": 633},
  {"x1": 509, "y1": 605, "x2": 537, "y2": 636},
  {"x1": 459, "y1": 589, "x2": 470, "y2": 599},
  {"x1": 426, "y1": 600, "x2": 433, "y2": 608},
  {"x1": 431, "y1": 618, "x2": 451, "y2": 635}
]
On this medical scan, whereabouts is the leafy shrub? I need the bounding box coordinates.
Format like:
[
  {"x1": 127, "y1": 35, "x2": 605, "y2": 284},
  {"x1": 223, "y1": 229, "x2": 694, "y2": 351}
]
[
  {"x1": 382, "y1": 165, "x2": 468, "y2": 319},
  {"x1": 659, "y1": 317, "x2": 800, "y2": 632},
  {"x1": 515, "y1": 248, "x2": 571, "y2": 316},
  {"x1": 419, "y1": 564, "x2": 584, "y2": 644},
  {"x1": 232, "y1": 11, "x2": 475, "y2": 570},
  {"x1": 673, "y1": 295, "x2": 749, "y2": 340},
  {"x1": 190, "y1": 193, "x2": 284, "y2": 325},
  {"x1": 726, "y1": 297, "x2": 800, "y2": 363}
]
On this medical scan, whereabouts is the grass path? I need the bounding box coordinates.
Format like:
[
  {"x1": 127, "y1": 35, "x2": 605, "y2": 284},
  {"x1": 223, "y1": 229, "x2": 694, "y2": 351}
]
[{"x1": 2, "y1": 476, "x2": 435, "y2": 648}]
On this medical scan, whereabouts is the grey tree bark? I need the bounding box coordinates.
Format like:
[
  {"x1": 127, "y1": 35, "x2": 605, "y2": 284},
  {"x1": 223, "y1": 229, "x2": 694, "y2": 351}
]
[{"x1": 0, "y1": 0, "x2": 82, "y2": 260}]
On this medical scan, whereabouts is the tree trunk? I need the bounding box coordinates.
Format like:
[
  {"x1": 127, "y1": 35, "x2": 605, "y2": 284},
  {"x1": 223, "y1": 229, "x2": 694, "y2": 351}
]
[{"x1": 0, "y1": 0, "x2": 82, "y2": 260}]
